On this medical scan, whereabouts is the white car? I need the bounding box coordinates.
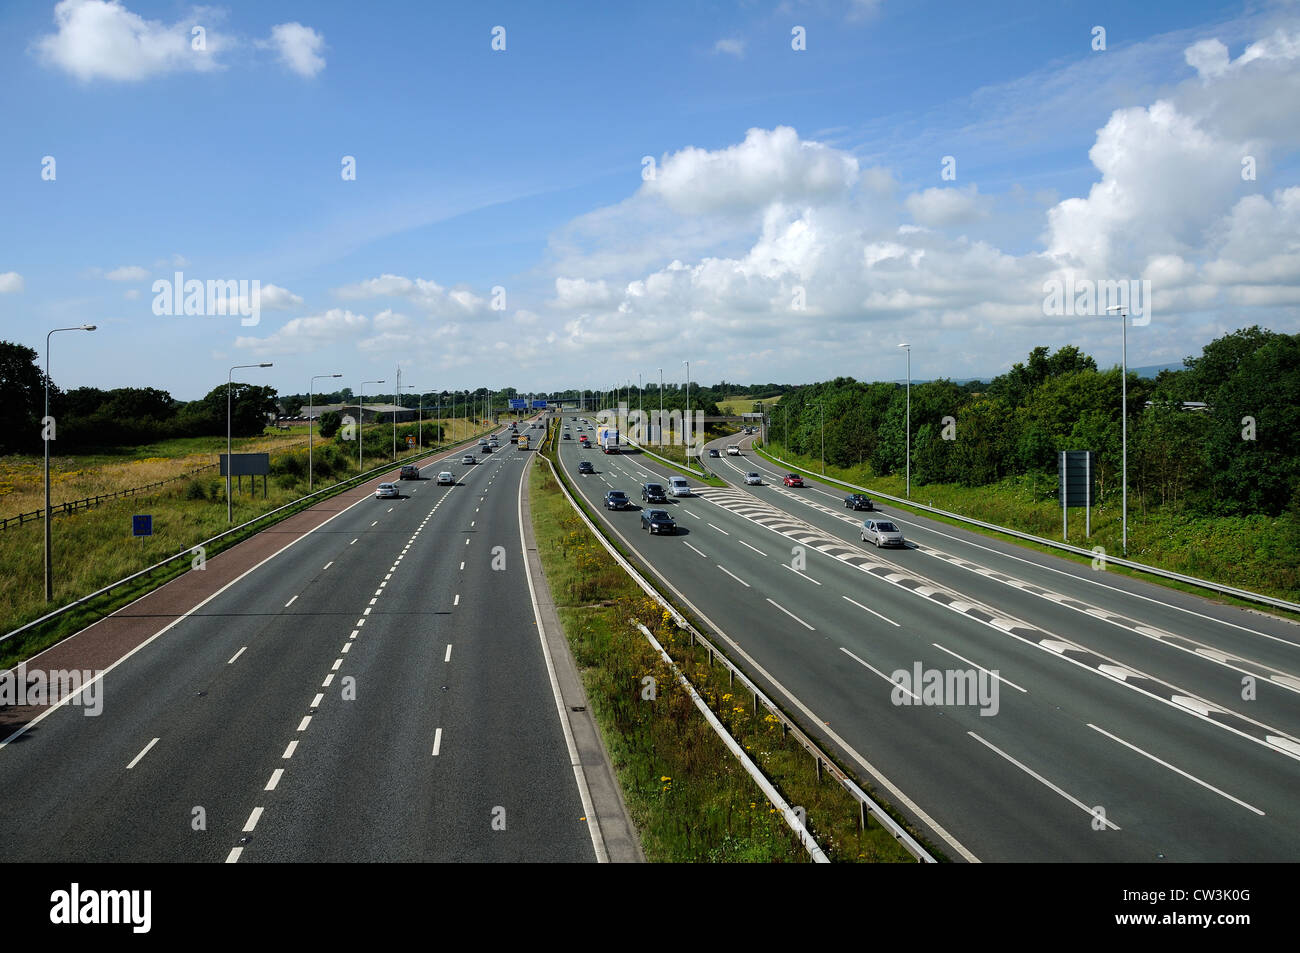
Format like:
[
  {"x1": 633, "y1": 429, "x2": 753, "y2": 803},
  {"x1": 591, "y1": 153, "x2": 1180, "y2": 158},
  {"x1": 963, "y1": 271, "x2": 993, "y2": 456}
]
[
  {"x1": 668, "y1": 476, "x2": 692, "y2": 497},
  {"x1": 744, "y1": 472, "x2": 762, "y2": 485},
  {"x1": 726, "y1": 445, "x2": 740, "y2": 455},
  {"x1": 861, "y1": 518, "x2": 906, "y2": 548},
  {"x1": 461, "y1": 454, "x2": 476, "y2": 465},
  {"x1": 375, "y1": 483, "x2": 399, "y2": 499},
  {"x1": 436, "y1": 471, "x2": 455, "y2": 485}
]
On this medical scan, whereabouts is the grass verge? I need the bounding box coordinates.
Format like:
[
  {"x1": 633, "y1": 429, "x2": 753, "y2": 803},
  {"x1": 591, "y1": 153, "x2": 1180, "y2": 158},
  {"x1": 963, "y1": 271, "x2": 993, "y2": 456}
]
[{"x1": 529, "y1": 453, "x2": 922, "y2": 862}]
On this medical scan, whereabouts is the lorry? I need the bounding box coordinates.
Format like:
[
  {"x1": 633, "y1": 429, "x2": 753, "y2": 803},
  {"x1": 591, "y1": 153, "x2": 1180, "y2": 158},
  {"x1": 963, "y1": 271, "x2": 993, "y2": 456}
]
[
  {"x1": 596, "y1": 425, "x2": 619, "y2": 454},
  {"x1": 517, "y1": 433, "x2": 530, "y2": 450}
]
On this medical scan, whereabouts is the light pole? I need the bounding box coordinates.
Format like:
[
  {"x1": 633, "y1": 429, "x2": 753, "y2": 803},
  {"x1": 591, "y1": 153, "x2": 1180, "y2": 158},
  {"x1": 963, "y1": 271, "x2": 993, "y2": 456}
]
[
  {"x1": 395, "y1": 383, "x2": 414, "y2": 458},
  {"x1": 898, "y1": 343, "x2": 911, "y2": 498},
  {"x1": 359, "y1": 379, "x2": 384, "y2": 472},
  {"x1": 658, "y1": 368, "x2": 663, "y2": 444},
  {"x1": 683, "y1": 360, "x2": 691, "y2": 466},
  {"x1": 820, "y1": 401, "x2": 825, "y2": 475},
  {"x1": 1107, "y1": 305, "x2": 1130, "y2": 555},
  {"x1": 227, "y1": 361, "x2": 273, "y2": 523},
  {"x1": 308, "y1": 373, "x2": 341, "y2": 493},
  {"x1": 44, "y1": 324, "x2": 96, "y2": 601},
  {"x1": 418, "y1": 389, "x2": 427, "y2": 451}
]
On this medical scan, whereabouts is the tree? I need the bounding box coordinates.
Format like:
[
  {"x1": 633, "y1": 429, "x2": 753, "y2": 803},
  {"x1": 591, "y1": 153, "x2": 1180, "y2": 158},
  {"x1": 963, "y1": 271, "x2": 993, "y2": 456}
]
[
  {"x1": 319, "y1": 411, "x2": 342, "y2": 439},
  {"x1": 0, "y1": 341, "x2": 48, "y2": 454}
]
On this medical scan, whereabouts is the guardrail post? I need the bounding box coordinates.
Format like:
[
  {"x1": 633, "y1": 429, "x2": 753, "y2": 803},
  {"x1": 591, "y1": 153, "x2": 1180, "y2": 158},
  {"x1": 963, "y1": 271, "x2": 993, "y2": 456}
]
[{"x1": 815, "y1": 756, "x2": 822, "y2": 782}]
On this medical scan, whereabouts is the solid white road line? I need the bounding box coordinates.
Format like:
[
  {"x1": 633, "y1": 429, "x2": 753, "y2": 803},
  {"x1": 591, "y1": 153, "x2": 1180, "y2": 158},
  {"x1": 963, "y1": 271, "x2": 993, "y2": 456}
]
[
  {"x1": 968, "y1": 731, "x2": 1120, "y2": 830},
  {"x1": 1087, "y1": 723, "x2": 1264, "y2": 815},
  {"x1": 717, "y1": 565, "x2": 751, "y2": 588},
  {"x1": 841, "y1": 595, "x2": 901, "y2": 627},
  {"x1": 766, "y1": 597, "x2": 815, "y2": 630},
  {"x1": 431, "y1": 727, "x2": 443, "y2": 756},
  {"x1": 227, "y1": 646, "x2": 247, "y2": 664},
  {"x1": 126, "y1": 737, "x2": 159, "y2": 769},
  {"x1": 933, "y1": 642, "x2": 1026, "y2": 693}
]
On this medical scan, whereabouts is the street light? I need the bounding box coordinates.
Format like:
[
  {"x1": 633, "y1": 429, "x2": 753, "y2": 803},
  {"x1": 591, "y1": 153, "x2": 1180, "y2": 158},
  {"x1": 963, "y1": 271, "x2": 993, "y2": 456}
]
[
  {"x1": 395, "y1": 382, "x2": 414, "y2": 459},
  {"x1": 359, "y1": 380, "x2": 384, "y2": 472},
  {"x1": 683, "y1": 360, "x2": 691, "y2": 468},
  {"x1": 308, "y1": 373, "x2": 342, "y2": 493},
  {"x1": 820, "y1": 401, "x2": 825, "y2": 475},
  {"x1": 898, "y1": 343, "x2": 911, "y2": 498},
  {"x1": 658, "y1": 368, "x2": 663, "y2": 444},
  {"x1": 228, "y1": 361, "x2": 273, "y2": 523},
  {"x1": 1107, "y1": 305, "x2": 1130, "y2": 555},
  {"x1": 44, "y1": 324, "x2": 96, "y2": 601}
]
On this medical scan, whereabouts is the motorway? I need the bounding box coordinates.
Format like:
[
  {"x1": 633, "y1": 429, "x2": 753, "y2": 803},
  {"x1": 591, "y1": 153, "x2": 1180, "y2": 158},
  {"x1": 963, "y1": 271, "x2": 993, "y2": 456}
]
[
  {"x1": 0, "y1": 424, "x2": 599, "y2": 862},
  {"x1": 556, "y1": 415, "x2": 1300, "y2": 862}
]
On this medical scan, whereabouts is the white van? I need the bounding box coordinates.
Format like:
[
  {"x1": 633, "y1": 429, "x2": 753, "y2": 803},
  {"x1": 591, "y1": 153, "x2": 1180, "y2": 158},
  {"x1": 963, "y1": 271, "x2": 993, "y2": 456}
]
[{"x1": 668, "y1": 476, "x2": 691, "y2": 497}]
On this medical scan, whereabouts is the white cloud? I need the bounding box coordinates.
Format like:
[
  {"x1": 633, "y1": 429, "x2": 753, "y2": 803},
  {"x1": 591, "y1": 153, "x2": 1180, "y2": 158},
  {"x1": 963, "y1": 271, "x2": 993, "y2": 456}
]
[
  {"x1": 33, "y1": 0, "x2": 225, "y2": 82},
  {"x1": 259, "y1": 283, "x2": 304, "y2": 310},
  {"x1": 265, "y1": 22, "x2": 325, "y2": 78},
  {"x1": 642, "y1": 126, "x2": 860, "y2": 214},
  {"x1": 713, "y1": 38, "x2": 745, "y2": 57},
  {"x1": 234, "y1": 308, "x2": 367, "y2": 355},
  {"x1": 334, "y1": 274, "x2": 488, "y2": 317},
  {"x1": 0, "y1": 272, "x2": 24, "y2": 293},
  {"x1": 905, "y1": 185, "x2": 992, "y2": 227},
  {"x1": 104, "y1": 264, "x2": 149, "y2": 281}
]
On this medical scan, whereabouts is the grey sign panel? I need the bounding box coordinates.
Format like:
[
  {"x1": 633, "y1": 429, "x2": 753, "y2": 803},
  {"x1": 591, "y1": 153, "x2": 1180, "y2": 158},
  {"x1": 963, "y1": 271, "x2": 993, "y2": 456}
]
[
  {"x1": 1058, "y1": 450, "x2": 1095, "y2": 507},
  {"x1": 220, "y1": 453, "x2": 271, "y2": 477}
]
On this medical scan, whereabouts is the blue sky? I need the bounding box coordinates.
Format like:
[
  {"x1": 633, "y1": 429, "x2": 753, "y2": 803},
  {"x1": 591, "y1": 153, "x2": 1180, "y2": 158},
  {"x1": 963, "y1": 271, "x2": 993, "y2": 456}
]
[{"x1": 1, "y1": 0, "x2": 1297, "y2": 401}]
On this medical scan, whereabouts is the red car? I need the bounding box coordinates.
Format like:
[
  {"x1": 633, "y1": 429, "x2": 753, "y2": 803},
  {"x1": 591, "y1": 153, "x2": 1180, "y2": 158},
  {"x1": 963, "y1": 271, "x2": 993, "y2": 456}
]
[{"x1": 783, "y1": 474, "x2": 805, "y2": 487}]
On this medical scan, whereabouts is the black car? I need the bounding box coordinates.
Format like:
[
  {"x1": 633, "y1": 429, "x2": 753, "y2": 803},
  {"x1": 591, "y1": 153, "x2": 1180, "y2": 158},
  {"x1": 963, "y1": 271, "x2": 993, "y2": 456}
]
[
  {"x1": 563, "y1": 432, "x2": 572, "y2": 439},
  {"x1": 844, "y1": 493, "x2": 874, "y2": 511},
  {"x1": 641, "y1": 509, "x2": 676, "y2": 535},
  {"x1": 641, "y1": 482, "x2": 667, "y2": 503},
  {"x1": 399, "y1": 465, "x2": 420, "y2": 480},
  {"x1": 604, "y1": 490, "x2": 632, "y2": 510},
  {"x1": 578, "y1": 461, "x2": 595, "y2": 474},
  {"x1": 708, "y1": 448, "x2": 721, "y2": 458}
]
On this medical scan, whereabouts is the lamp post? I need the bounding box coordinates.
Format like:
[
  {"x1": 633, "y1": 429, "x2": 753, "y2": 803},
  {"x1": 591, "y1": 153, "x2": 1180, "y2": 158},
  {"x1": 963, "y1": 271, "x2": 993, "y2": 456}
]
[
  {"x1": 395, "y1": 383, "x2": 414, "y2": 458},
  {"x1": 227, "y1": 362, "x2": 273, "y2": 524},
  {"x1": 683, "y1": 360, "x2": 691, "y2": 466},
  {"x1": 898, "y1": 343, "x2": 911, "y2": 498},
  {"x1": 44, "y1": 324, "x2": 96, "y2": 601},
  {"x1": 308, "y1": 373, "x2": 342, "y2": 493},
  {"x1": 1107, "y1": 305, "x2": 1130, "y2": 555},
  {"x1": 359, "y1": 379, "x2": 384, "y2": 472},
  {"x1": 658, "y1": 368, "x2": 663, "y2": 444},
  {"x1": 820, "y1": 401, "x2": 825, "y2": 475}
]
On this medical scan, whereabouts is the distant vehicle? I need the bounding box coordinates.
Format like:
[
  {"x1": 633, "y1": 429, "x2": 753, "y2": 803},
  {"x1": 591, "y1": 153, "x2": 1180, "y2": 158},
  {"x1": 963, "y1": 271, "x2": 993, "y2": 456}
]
[
  {"x1": 517, "y1": 434, "x2": 530, "y2": 450},
  {"x1": 461, "y1": 454, "x2": 476, "y2": 465},
  {"x1": 597, "y1": 425, "x2": 619, "y2": 453},
  {"x1": 641, "y1": 482, "x2": 667, "y2": 503},
  {"x1": 399, "y1": 465, "x2": 420, "y2": 480},
  {"x1": 668, "y1": 476, "x2": 691, "y2": 497},
  {"x1": 726, "y1": 445, "x2": 740, "y2": 455},
  {"x1": 641, "y1": 509, "x2": 677, "y2": 535},
  {"x1": 510, "y1": 433, "x2": 520, "y2": 443},
  {"x1": 861, "y1": 519, "x2": 905, "y2": 548},
  {"x1": 783, "y1": 474, "x2": 804, "y2": 487},
  {"x1": 375, "y1": 483, "x2": 399, "y2": 499},
  {"x1": 579, "y1": 436, "x2": 590, "y2": 447},
  {"x1": 604, "y1": 490, "x2": 633, "y2": 510},
  {"x1": 578, "y1": 461, "x2": 595, "y2": 474},
  {"x1": 437, "y1": 471, "x2": 454, "y2": 485},
  {"x1": 489, "y1": 439, "x2": 500, "y2": 448},
  {"x1": 844, "y1": 493, "x2": 874, "y2": 511},
  {"x1": 480, "y1": 444, "x2": 492, "y2": 453},
  {"x1": 707, "y1": 448, "x2": 720, "y2": 458},
  {"x1": 744, "y1": 472, "x2": 762, "y2": 485},
  {"x1": 478, "y1": 438, "x2": 488, "y2": 446},
  {"x1": 563, "y1": 432, "x2": 572, "y2": 439}
]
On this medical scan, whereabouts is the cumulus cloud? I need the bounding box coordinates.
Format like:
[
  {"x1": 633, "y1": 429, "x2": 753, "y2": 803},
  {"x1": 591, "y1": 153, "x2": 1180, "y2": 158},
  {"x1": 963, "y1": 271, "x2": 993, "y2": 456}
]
[
  {"x1": 642, "y1": 126, "x2": 860, "y2": 214},
  {"x1": 235, "y1": 308, "x2": 367, "y2": 355},
  {"x1": 0, "y1": 272, "x2": 26, "y2": 293},
  {"x1": 905, "y1": 185, "x2": 992, "y2": 227},
  {"x1": 264, "y1": 22, "x2": 325, "y2": 78},
  {"x1": 713, "y1": 38, "x2": 745, "y2": 57},
  {"x1": 33, "y1": 0, "x2": 225, "y2": 81}
]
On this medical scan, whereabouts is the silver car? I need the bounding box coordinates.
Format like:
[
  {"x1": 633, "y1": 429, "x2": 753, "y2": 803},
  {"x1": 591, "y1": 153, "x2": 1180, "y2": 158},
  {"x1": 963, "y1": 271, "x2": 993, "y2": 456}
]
[
  {"x1": 375, "y1": 483, "x2": 399, "y2": 499},
  {"x1": 861, "y1": 518, "x2": 905, "y2": 548},
  {"x1": 744, "y1": 472, "x2": 762, "y2": 485}
]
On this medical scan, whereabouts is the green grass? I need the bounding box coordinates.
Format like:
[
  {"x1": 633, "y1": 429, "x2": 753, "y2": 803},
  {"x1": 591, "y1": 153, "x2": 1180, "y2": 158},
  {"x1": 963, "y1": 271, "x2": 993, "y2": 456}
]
[
  {"x1": 529, "y1": 454, "x2": 924, "y2": 862},
  {"x1": 717, "y1": 395, "x2": 783, "y2": 416},
  {"x1": 755, "y1": 441, "x2": 1300, "y2": 613}
]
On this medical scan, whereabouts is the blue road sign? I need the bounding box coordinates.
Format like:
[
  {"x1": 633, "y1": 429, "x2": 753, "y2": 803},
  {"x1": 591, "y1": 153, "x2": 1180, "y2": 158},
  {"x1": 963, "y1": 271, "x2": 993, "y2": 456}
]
[
  {"x1": 132, "y1": 514, "x2": 153, "y2": 537},
  {"x1": 530, "y1": 400, "x2": 546, "y2": 409},
  {"x1": 509, "y1": 399, "x2": 527, "y2": 410}
]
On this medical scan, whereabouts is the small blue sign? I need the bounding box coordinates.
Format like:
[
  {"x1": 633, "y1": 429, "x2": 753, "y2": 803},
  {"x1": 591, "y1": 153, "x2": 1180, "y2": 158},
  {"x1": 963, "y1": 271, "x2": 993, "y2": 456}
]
[
  {"x1": 132, "y1": 515, "x2": 152, "y2": 537},
  {"x1": 509, "y1": 399, "x2": 527, "y2": 410},
  {"x1": 530, "y1": 400, "x2": 546, "y2": 409}
]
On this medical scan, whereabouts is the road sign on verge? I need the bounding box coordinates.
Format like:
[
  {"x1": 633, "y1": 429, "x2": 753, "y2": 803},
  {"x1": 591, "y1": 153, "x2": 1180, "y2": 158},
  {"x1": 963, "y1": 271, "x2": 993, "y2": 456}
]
[{"x1": 132, "y1": 514, "x2": 152, "y2": 537}]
